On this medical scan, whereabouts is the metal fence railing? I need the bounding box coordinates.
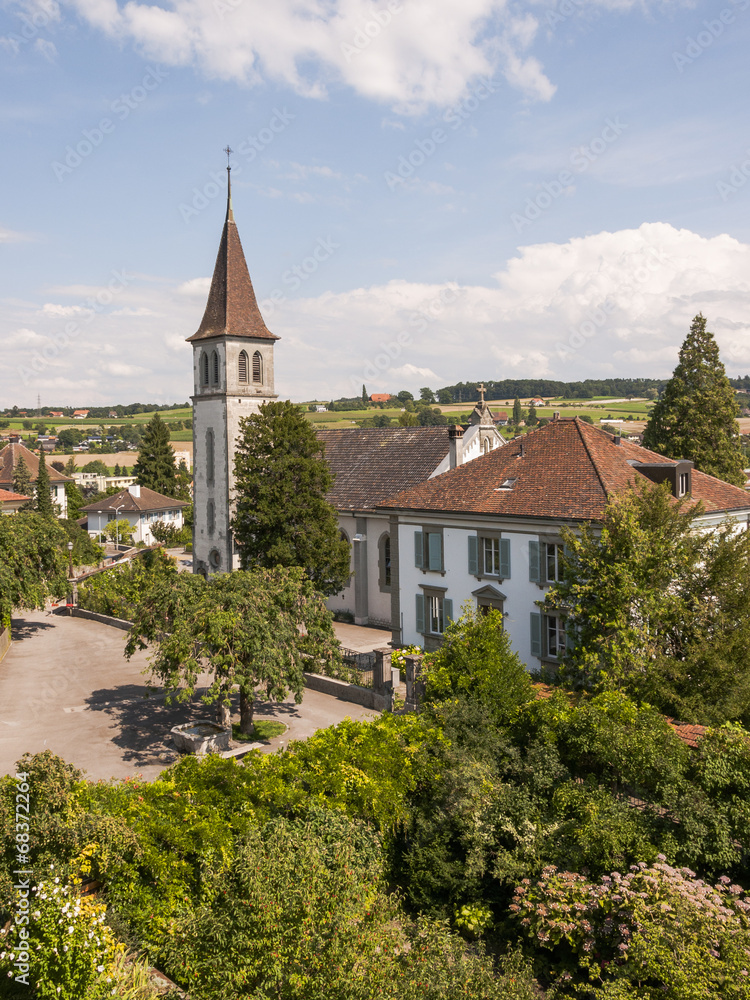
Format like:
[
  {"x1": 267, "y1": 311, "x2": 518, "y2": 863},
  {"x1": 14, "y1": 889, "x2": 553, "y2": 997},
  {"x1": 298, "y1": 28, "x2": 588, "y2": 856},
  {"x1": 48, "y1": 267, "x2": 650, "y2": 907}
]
[{"x1": 340, "y1": 647, "x2": 377, "y2": 688}]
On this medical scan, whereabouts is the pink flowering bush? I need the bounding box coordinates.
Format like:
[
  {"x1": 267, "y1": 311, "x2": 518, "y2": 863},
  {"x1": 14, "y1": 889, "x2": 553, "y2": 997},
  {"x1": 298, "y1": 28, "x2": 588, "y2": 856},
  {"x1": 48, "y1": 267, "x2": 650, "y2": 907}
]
[{"x1": 512, "y1": 858, "x2": 750, "y2": 998}]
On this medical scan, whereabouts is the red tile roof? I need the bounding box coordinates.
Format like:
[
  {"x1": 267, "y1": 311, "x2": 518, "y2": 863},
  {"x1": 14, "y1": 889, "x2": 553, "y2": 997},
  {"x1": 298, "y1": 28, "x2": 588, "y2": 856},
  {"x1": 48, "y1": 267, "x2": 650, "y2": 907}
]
[
  {"x1": 0, "y1": 488, "x2": 30, "y2": 503},
  {"x1": 370, "y1": 393, "x2": 392, "y2": 402},
  {"x1": 0, "y1": 442, "x2": 73, "y2": 488},
  {"x1": 80, "y1": 486, "x2": 187, "y2": 514},
  {"x1": 377, "y1": 418, "x2": 750, "y2": 520},
  {"x1": 187, "y1": 202, "x2": 278, "y2": 344}
]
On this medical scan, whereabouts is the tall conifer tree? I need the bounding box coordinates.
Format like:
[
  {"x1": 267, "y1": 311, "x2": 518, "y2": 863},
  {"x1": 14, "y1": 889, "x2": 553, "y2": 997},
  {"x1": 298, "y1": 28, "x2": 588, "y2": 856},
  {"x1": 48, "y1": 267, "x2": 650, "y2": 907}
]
[
  {"x1": 231, "y1": 401, "x2": 350, "y2": 596},
  {"x1": 34, "y1": 448, "x2": 55, "y2": 517},
  {"x1": 12, "y1": 455, "x2": 32, "y2": 499},
  {"x1": 512, "y1": 396, "x2": 522, "y2": 426},
  {"x1": 643, "y1": 314, "x2": 745, "y2": 486},
  {"x1": 133, "y1": 414, "x2": 178, "y2": 496}
]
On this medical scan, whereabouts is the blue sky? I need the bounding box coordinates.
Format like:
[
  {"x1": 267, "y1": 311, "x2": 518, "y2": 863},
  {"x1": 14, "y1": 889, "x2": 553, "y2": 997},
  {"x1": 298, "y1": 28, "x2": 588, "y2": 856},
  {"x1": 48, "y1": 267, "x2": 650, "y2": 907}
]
[{"x1": 1, "y1": 0, "x2": 749, "y2": 405}]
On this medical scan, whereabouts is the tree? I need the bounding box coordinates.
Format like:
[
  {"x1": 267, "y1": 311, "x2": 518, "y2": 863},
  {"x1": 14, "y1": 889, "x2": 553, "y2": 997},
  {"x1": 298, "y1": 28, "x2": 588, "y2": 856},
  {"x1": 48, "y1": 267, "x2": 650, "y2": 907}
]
[
  {"x1": 0, "y1": 512, "x2": 68, "y2": 631},
  {"x1": 419, "y1": 387, "x2": 435, "y2": 404},
  {"x1": 643, "y1": 314, "x2": 745, "y2": 485},
  {"x1": 361, "y1": 383, "x2": 368, "y2": 404},
  {"x1": 546, "y1": 480, "x2": 750, "y2": 725},
  {"x1": 34, "y1": 449, "x2": 55, "y2": 518},
  {"x1": 104, "y1": 519, "x2": 135, "y2": 546},
  {"x1": 416, "y1": 405, "x2": 448, "y2": 426},
  {"x1": 231, "y1": 401, "x2": 350, "y2": 596},
  {"x1": 399, "y1": 410, "x2": 419, "y2": 427},
  {"x1": 125, "y1": 567, "x2": 339, "y2": 732},
  {"x1": 114, "y1": 463, "x2": 121, "y2": 476},
  {"x1": 12, "y1": 455, "x2": 32, "y2": 499},
  {"x1": 133, "y1": 414, "x2": 177, "y2": 496},
  {"x1": 82, "y1": 460, "x2": 110, "y2": 475},
  {"x1": 527, "y1": 402, "x2": 538, "y2": 426},
  {"x1": 63, "y1": 456, "x2": 77, "y2": 477},
  {"x1": 512, "y1": 396, "x2": 522, "y2": 426},
  {"x1": 422, "y1": 606, "x2": 533, "y2": 725},
  {"x1": 397, "y1": 390, "x2": 414, "y2": 404},
  {"x1": 437, "y1": 389, "x2": 453, "y2": 405}
]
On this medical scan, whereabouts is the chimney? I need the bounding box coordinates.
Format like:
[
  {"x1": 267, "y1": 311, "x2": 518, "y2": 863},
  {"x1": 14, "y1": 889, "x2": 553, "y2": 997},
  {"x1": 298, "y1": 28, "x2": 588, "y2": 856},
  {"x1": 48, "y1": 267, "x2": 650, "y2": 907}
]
[
  {"x1": 614, "y1": 431, "x2": 622, "y2": 446},
  {"x1": 519, "y1": 441, "x2": 525, "y2": 458},
  {"x1": 552, "y1": 411, "x2": 560, "y2": 421},
  {"x1": 448, "y1": 425, "x2": 464, "y2": 469},
  {"x1": 128, "y1": 483, "x2": 141, "y2": 498}
]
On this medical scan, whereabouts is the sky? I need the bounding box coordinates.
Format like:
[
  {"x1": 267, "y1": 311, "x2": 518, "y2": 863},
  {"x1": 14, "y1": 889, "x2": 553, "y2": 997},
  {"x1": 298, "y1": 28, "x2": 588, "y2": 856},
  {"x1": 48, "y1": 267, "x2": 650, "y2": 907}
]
[{"x1": 1, "y1": 0, "x2": 749, "y2": 406}]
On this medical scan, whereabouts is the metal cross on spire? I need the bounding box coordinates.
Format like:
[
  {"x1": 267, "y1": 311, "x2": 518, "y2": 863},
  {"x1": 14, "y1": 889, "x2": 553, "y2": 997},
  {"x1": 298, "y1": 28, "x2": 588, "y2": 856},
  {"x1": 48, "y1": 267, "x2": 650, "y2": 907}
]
[
  {"x1": 477, "y1": 382, "x2": 486, "y2": 404},
  {"x1": 223, "y1": 145, "x2": 234, "y2": 219}
]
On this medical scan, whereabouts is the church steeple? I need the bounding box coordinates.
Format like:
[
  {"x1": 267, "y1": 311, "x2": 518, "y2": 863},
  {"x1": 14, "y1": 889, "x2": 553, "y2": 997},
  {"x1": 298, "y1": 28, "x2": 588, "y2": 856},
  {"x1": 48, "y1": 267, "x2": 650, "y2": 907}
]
[{"x1": 186, "y1": 154, "x2": 278, "y2": 344}]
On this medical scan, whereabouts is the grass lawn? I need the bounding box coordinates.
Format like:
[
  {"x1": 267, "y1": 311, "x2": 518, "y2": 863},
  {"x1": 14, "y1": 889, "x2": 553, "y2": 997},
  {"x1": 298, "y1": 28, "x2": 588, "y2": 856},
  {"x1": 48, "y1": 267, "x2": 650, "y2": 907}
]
[
  {"x1": 231, "y1": 720, "x2": 287, "y2": 743},
  {"x1": 304, "y1": 407, "x2": 405, "y2": 428}
]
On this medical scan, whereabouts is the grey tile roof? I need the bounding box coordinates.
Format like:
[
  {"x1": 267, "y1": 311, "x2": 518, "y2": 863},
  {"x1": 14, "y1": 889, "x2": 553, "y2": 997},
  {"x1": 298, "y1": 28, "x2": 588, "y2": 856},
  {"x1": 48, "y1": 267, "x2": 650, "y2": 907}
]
[{"x1": 318, "y1": 427, "x2": 451, "y2": 511}]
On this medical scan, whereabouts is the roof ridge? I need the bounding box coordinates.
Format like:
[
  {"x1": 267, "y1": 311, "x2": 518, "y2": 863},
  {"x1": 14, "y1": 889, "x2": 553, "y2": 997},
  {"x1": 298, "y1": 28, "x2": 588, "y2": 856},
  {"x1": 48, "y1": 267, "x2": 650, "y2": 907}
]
[{"x1": 573, "y1": 418, "x2": 609, "y2": 500}]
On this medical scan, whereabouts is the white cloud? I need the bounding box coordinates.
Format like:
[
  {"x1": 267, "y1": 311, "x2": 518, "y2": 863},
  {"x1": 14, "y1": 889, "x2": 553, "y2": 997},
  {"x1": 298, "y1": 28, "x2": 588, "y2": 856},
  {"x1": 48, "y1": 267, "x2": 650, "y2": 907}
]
[
  {"x1": 0, "y1": 226, "x2": 33, "y2": 243},
  {"x1": 110, "y1": 306, "x2": 157, "y2": 316},
  {"x1": 2, "y1": 223, "x2": 748, "y2": 406},
  {"x1": 177, "y1": 277, "x2": 211, "y2": 297},
  {"x1": 66, "y1": 0, "x2": 557, "y2": 110},
  {"x1": 40, "y1": 303, "x2": 91, "y2": 316}
]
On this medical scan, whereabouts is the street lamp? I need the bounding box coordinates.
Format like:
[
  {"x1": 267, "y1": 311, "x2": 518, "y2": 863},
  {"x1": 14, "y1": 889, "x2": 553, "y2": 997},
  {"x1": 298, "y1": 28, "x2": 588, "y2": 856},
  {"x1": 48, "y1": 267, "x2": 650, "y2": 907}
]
[{"x1": 67, "y1": 540, "x2": 74, "y2": 578}]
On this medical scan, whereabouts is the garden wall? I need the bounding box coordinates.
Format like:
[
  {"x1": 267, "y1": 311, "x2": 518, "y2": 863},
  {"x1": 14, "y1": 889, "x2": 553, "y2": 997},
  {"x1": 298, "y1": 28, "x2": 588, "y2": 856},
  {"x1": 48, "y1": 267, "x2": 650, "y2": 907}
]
[{"x1": 0, "y1": 626, "x2": 10, "y2": 663}]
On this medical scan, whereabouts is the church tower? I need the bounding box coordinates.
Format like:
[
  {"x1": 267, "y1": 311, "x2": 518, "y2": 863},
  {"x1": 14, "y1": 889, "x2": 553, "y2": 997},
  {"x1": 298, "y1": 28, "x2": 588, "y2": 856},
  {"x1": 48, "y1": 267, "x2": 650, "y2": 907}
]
[{"x1": 187, "y1": 163, "x2": 279, "y2": 576}]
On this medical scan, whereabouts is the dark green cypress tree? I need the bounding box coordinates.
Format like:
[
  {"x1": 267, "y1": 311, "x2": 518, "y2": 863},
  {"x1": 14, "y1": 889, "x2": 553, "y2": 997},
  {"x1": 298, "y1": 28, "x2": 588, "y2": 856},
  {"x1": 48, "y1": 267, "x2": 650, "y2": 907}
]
[
  {"x1": 133, "y1": 414, "x2": 177, "y2": 496},
  {"x1": 35, "y1": 448, "x2": 55, "y2": 517},
  {"x1": 12, "y1": 455, "x2": 32, "y2": 499},
  {"x1": 231, "y1": 401, "x2": 350, "y2": 596},
  {"x1": 643, "y1": 314, "x2": 745, "y2": 486},
  {"x1": 512, "y1": 396, "x2": 522, "y2": 426}
]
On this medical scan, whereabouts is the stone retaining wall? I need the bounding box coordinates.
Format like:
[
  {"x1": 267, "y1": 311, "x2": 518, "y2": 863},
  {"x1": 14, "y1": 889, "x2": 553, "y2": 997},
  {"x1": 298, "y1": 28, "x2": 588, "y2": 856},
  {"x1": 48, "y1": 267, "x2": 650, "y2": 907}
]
[{"x1": 303, "y1": 672, "x2": 392, "y2": 712}]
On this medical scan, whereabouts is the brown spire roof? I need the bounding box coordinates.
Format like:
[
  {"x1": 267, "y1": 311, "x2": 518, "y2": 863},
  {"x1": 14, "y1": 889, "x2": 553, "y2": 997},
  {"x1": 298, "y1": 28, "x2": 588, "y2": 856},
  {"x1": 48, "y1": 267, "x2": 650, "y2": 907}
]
[
  {"x1": 186, "y1": 175, "x2": 278, "y2": 343},
  {"x1": 0, "y1": 442, "x2": 73, "y2": 488}
]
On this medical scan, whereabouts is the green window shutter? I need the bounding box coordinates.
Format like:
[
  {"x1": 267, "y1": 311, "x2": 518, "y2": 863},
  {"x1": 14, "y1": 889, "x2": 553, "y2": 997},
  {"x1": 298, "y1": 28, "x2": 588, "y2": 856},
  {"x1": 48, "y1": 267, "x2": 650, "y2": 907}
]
[
  {"x1": 415, "y1": 594, "x2": 425, "y2": 633},
  {"x1": 444, "y1": 598, "x2": 454, "y2": 624},
  {"x1": 499, "y1": 538, "x2": 511, "y2": 579},
  {"x1": 414, "y1": 530, "x2": 424, "y2": 568},
  {"x1": 530, "y1": 612, "x2": 542, "y2": 658},
  {"x1": 428, "y1": 532, "x2": 442, "y2": 571},
  {"x1": 468, "y1": 535, "x2": 478, "y2": 575},
  {"x1": 529, "y1": 540, "x2": 541, "y2": 583}
]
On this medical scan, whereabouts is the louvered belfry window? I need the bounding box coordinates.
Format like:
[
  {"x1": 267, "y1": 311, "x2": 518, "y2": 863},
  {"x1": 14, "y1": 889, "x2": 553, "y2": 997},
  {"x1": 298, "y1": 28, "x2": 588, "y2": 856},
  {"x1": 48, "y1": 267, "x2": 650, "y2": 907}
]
[
  {"x1": 211, "y1": 351, "x2": 219, "y2": 385},
  {"x1": 238, "y1": 350, "x2": 248, "y2": 384},
  {"x1": 252, "y1": 351, "x2": 262, "y2": 383},
  {"x1": 200, "y1": 352, "x2": 209, "y2": 386}
]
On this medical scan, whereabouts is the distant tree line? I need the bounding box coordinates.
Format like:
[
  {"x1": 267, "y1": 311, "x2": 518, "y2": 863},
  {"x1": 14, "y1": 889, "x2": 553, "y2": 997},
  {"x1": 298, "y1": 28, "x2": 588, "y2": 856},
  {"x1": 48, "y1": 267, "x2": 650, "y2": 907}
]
[
  {"x1": 1, "y1": 402, "x2": 190, "y2": 419},
  {"x1": 431, "y1": 378, "x2": 668, "y2": 403}
]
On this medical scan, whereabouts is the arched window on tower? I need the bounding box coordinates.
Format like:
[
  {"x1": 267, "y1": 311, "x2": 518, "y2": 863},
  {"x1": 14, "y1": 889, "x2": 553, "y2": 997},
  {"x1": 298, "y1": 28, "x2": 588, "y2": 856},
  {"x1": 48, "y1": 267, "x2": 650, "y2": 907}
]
[
  {"x1": 206, "y1": 429, "x2": 215, "y2": 485},
  {"x1": 238, "y1": 350, "x2": 248, "y2": 384},
  {"x1": 200, "y1": 351, "x2": 209, "y2": 387},
  {"x1": 211, "y1": 350, "x2": 219, "y2": 386},
  {"x1": 252, "y1": 351, "x2": 262, "y2": 384}
]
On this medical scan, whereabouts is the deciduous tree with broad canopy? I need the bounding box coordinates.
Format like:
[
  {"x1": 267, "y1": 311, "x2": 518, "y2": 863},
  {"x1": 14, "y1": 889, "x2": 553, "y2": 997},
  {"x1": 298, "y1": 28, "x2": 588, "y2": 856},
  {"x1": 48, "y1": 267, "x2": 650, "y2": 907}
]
[
  {"x1": 0, "y1": 512, "x2": 68, "y2": 633},
  {"x1": 545, "y1": 480, "x2": 750, "y2": 725},
  {"x1": 643, "y1": 313, "x2": 745, "y2": 486},
  {"x1": 125, "y1": 566, "x2": 340, "y2": 733},
  {"x1": 230, "y1": 401, "x2": 350, "y2": 596}
]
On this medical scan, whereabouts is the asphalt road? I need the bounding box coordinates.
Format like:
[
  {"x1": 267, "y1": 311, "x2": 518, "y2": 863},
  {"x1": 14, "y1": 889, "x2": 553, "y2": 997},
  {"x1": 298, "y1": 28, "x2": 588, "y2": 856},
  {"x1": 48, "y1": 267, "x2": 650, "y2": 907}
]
[{"x1": 0, "y1": 609, "x2": 377, "y2": 782}]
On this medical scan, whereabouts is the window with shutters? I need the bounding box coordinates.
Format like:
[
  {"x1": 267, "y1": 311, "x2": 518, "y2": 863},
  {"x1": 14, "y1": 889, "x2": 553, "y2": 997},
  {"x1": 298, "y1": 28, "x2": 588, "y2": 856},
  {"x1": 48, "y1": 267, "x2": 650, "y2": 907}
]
[
  {"x1": 238, "y1": 350, "x2": 248, "y2": 384},
  {"x1": 252, "y1": 351, "x2": 262, "y2": 383},
  {"x1": 530, "y1": 611, "x2": 568, "y2": 661},
  {"x1": 416, "y1": 588, "x2": 453, "y2": 637},
  {"x1": 211, "y1": 350, "x2": 219, "y2": 386},
  {"x1": 200, "y1": 351, "x2": 209, "y2": 387},
  {"x1": 414, "y1": 528, "x2": 444, "y2": 572},
  {"x1": 529, "y1": 538, "x2": 566, "y2": 585},
  {"x1": 468, "y1": 533, "x2": 510, "y2": 579}
]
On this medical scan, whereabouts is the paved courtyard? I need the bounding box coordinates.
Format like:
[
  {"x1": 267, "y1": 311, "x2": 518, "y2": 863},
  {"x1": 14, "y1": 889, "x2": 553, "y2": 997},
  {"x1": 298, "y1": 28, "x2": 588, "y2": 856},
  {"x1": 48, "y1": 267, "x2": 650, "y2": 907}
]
[{"x1": 0, "y1": 610, "x2": 378, "y2": 783}]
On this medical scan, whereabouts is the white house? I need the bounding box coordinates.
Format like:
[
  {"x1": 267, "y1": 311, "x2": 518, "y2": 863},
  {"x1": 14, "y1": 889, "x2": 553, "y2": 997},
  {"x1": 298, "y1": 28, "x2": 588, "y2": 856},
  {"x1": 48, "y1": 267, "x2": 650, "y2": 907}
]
[
  {"x1": 81, "y1": 484, "x2": 187, "y2": 545},
  {"x1": 0, "y1": 442, "x2": 71, "y2": 517},
  {"x1": 378, "y1": 417, "x2": 750, "y2": 668}
]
